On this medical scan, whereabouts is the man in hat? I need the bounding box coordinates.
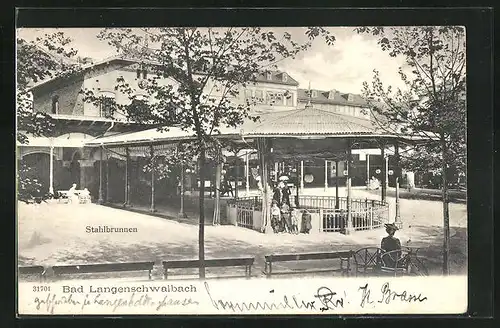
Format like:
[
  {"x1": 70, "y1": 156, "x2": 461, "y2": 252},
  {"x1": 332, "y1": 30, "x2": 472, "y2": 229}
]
[{"x1": 381, "y1": 223, "x2": 402, "y2": 267}]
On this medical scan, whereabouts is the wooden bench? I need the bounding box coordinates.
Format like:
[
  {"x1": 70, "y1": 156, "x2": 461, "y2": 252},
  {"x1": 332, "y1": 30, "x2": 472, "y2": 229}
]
[
  {"x1": 52, "y1": 261, "x2": 155, "y2": 279},
  {"x1": 264, "y1": 251, "x2": 354, "y2": 278},
  {"x1": 19, "y1": 266, "x2": 46, "y2": 280},
  {"x1": 162, "y1": 257, "x2": 254, "y2": 279}
]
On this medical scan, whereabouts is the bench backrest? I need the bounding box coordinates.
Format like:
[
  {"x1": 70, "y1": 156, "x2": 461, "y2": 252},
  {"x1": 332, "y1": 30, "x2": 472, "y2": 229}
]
[
  {"x1": 19, "y1": 266, "x2": 45, "y2": 275},
  {"x1": 265, "y1": 251, "x2": 353, "y2": 262},
  {"x1": 52, "y1": 261, "x2": 155, "y2": 275},
  {"x1": 163, "y1": 257, "x2": 254, "y2": 269}
]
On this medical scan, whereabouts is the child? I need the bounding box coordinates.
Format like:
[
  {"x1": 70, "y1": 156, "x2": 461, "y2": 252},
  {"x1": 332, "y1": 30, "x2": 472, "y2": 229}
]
[
  {"x1": 280, "y1": 203, "x2": 291, "y2": 233},
  {"x1": 291, "y1": 205, "x2": 300, "y2": 234},
  {"x1": 270, "y1": 201, "x2": 281, "y2": 233}
]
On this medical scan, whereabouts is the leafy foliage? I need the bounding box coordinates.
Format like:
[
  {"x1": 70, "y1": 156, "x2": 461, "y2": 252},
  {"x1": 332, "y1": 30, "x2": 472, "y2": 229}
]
[
  {"x1": 356, "y1": 26, "x2": 466, "y2": 183},
  {"x1": 17, "y1": 31, "x2": 81, "y2": 200}
]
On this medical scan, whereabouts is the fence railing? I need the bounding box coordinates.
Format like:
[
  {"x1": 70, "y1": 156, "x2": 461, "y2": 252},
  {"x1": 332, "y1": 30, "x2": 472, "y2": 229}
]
[{"x1": 227, "y1": 194, "x2": 389, "y2": 233}]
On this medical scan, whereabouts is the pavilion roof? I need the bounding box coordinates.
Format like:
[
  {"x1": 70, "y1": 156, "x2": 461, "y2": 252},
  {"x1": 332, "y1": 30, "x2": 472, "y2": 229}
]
[
  {"x1": 241, "y1": 107, "x2": 383, "y2": 137},
  {"x1": 84, "y1": 107, "x2": 436, "y2": 148}
]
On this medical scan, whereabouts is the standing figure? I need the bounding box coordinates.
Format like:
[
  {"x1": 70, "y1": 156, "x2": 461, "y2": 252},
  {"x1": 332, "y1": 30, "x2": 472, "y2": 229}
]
[
  {"x1": 301, "y1": 209, "x2": 312, "y2": 234},
  {"x1": 68, "y1": 183, "x2": 79, "y2": 204},
  {"x1": 281, "y1": 203, "x2": 291, "y2": 233},
  {"x1": 290, "y1": 205, "x2": 300, "y2": 234},
  {"x1": 270, "y1": 200, "x2": 281, "y2": 233}
]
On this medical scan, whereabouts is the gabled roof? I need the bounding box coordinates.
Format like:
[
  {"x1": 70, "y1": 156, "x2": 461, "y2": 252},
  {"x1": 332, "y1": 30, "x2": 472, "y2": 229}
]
[
  {"x1": 297, "y1": 88, "x2": 368, "y2": 107},
  {"x1": 255, "y1": 71, "x2": 299, "y2": 86}
]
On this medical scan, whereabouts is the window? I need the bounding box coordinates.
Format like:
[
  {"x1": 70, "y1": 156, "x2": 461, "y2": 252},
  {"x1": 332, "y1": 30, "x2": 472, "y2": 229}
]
[
  {"x1": 266, "y1": 91, "x2": 284, "y2": 106},
  {"x1": 312, "y1": 90, "x2": 318, "y2": 98},
  {"x1": 99, "y1": 92, "x2": 116, "y2": 118},
  {"x1": 285, "y1": 92, "x2": 293, "y2": 106},
  {"x1": 266, "y1": 72, "x2": 272, "y2": 80},
  {"x1": 136, "y1": 69, "x2": 141, "y2": 79},
  {"x1": 328, "y1": 90, "x2": 336, "y2": 100},
  {"x1": 51, "y1": 95, "x2": 59, "y2": 114},
  {"x1": 282, "y1": 73, "x2": 288, "y2": 82},
  {"x1": 142, "y1": 70, "x2": 147, "y2": 79},
  {"x1": 245, "y1": 89, "x2": 253, "y2": 100},
  {"x1": 254, "y1": 90, "x2": 265, "y2": 104},
  {"x1": 347, "y1": 93, "x2": 354, "y2": 102}
]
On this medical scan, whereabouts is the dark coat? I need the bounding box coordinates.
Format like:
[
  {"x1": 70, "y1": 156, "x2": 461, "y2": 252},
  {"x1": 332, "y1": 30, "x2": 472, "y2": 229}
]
[{"x1": 273, "y1": 187, "x2": 291, "y2": 207}]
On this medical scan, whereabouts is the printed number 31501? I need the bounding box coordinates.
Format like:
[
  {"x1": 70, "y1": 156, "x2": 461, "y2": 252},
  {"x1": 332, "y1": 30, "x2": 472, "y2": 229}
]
[{"x1": 33, "y1": 286, "x2": 50, "y2": 292}]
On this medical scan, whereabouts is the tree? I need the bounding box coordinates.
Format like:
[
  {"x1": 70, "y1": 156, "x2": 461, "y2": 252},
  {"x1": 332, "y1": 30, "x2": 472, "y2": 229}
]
[
  {"x1": 355, "y1": 26, "x2": 466, "y2": 275},
  {"x1": 90, "y1": 27, "x2": 335, "y2": 278},
  {"x1": 16, "y1": 31, "x2": 81, "y2": 202}
]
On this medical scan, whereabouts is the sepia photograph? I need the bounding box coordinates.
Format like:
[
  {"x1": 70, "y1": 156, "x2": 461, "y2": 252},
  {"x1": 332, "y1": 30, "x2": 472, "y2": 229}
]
[{"x1": 16, "y1": 21, "x2": 470, "y2": 315}]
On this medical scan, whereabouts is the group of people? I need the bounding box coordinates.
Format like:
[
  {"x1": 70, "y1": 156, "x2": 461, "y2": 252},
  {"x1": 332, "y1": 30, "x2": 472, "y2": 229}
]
[{"x1": 269, "y1": 180, "x2": 312, "y2": 234}]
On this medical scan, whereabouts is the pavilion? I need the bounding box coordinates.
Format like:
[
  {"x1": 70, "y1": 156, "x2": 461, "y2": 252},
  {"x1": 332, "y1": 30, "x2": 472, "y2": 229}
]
[{"x1": 85, "y1": 103, "x2": 431, "y2": 234}]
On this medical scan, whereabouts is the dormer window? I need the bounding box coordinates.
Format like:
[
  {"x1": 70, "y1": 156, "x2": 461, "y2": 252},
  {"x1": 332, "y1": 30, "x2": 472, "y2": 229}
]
[
  {"x1": 282, "y1": 73, "x2": 288, "y2": 82},
  {"x1": 311, "y1": 90, "x2": 318, "y2": 98},
  {"x1": 51, "y1": 95, "x2": 59, "y2": 114},
  {"x1": 328, "y1": 90, "x2": 336, "y2": 100},
  {"x1": 347, "y1": 93, "x2": 354, "y2": 102},
  {"x1": 266, "y1": 72, "x2": 272, "y2": 80}
]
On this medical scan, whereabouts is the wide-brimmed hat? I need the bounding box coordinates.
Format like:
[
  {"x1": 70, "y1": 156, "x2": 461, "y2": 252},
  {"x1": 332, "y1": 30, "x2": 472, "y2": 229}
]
[{"x1": 384, "y1": 223, "x2": 399, "y2": 231}]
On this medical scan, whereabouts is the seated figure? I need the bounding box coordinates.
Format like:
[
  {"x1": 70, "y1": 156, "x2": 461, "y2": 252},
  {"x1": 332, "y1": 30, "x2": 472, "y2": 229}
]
[{"x1": 380, "y1": 223, "x2": 403, "y2": 268}]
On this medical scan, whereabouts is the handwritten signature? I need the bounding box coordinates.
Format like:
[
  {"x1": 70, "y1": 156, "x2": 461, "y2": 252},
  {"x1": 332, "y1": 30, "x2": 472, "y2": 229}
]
[{"x1": 358, "y1": 282, "x2": 427, "y2": 308}]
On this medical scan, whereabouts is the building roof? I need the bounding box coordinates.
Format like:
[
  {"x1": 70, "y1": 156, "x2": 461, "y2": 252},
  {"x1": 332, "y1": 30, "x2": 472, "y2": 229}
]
[
  {"x1": 85, "y1": 125, "x2": 241, "y2": 147},
  {"x1": 241, "y1": 107, "x2": 382, "y2": 137},
  {"x1": 84, "y1": 106, "x2": 434, "y2": 148},
  {"x1": 297, "y1": 88, "x2": 368, "y2": 107},
  {"x1": 29, "y1": 55, "x2": 299, "y2": 92}
]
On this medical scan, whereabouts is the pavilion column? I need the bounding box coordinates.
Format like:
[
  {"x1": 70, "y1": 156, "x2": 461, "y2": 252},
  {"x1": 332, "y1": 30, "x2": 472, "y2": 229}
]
[
  {"x1": 335, "y1": 160, "x2": 339, "y2": 209},
  {"x1": 258, "y1": 138, "x2": 272, "y2": 234},
  {"x1": 150, "y1": 145, "x2": 155, "y2": 212},
  {"x1": 213, "y1": 155, "x2": 222, "y2": 225},
  {"x1": 394, "y1": 141, "x2": 402, "y2": 228},
  {"x1": 179, "y1": 162, "x2": 187, "y2": 218},
  {"x1": 274, "y1": 162, "x2": 278, "y2": 182},
  {"x1": 98, "y1": 146, "x2": 104, "y2": 204},
  {"x1": 124, "y1": 147, "x2": 130, "y2": 207},
  {"x1": 324, "y1": 160, "x2": 328, "y2": 192},
  {"x1": 234, "y1": 152, "x2": 239, "y2": 200},
  {"x1": 49, "y1": 145, "x2": 54, "y2": 194},
  {"x1": 345, "y1": 140, "x2": 354, "y2": 234},
  {"x1": 295, "y1": 161, "x2": 300, "y2": 207},
  {"x1": 105, "y1": 149, "x2": 109, "y2": 203},
  {"x1": 300, "y1": 160, "x2": 304, "y2": 190},
  {"x1": 380, "y1": 143, "x2": 387, "y2": 203},
  {"x1": 366, "y1": 154, "x2": 370, "y2": 189},
  {"x1": 245, "y1": 151, "x2": 250, "y2": 195},
  {"x1": 385, "y1": 155, "x2": 389, "y2": 189}
]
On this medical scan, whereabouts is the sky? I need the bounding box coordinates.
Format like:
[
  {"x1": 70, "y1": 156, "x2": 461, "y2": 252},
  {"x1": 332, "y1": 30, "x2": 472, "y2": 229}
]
[{"x1": 17, "y1": 27, "x2": 408, "y2": 95}]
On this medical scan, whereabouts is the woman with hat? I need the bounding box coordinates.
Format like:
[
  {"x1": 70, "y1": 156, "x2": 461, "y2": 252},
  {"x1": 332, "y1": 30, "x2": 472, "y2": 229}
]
[{"x1": 381, "y1": 223, "x2": 402, "y2": 267}]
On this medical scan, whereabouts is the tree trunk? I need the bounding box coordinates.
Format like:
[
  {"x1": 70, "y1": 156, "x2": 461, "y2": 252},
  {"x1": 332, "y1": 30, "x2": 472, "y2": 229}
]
[
  {"x1": 441, "y1": 137, "x2": 450, "y2": 275},
  {"x1": 198, "y1": 148, "x2": 206, "y2": 279}
]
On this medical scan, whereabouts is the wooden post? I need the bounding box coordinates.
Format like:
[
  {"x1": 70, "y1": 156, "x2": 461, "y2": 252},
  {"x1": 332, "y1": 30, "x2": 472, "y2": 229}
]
[
  {"x1": 234, "y1": 151, "x2": 239, "y2": 200},
  {"x1": 245, "y1": 151, "x2": 250, "y2": 195},
  {"x1": 335, "y1": 160, "x2": 339, "y2": 209},
  {"x1": 345, "y1": 141, "x2": 354, "y2": 234},
  {"x1": 258, "y1": 138, "x2": 272, "y2": 234},
  {"x1": 98, "y1": 146, "x2": 104, "y2": 204},
  {"x1": 274, "y1": 162, "x2": 278, "y2": 182},
  {"x1": 150, "y1": 145, "x2": 155, "y2": 212},
  {"x1": 366, "y1": 153, "x2": 370, "y2": 189},
  {"x1": 300, "y1": 160, "x2": 304, "y2": 190},
  {"x1": 124, "y1": 147, "x2": 130, "y2": 206},
  {"x1": 381, "y1": 143, "x2": 387, "y2": 203},
  {"x1": 213, "y1": 157, "x2": 221, "y2": 225},
  {"x1": 295, "y1": 161, "x2": 300, "y2": 207},
  {"x1": 179, "y1": 162, "x2": 187, "y2": 218},
  {"x1": 395, "y1": 177, "x2": 402, "y2": 228},
  {"x1": 324, "y1": 160, "x2": 328, "y2": 192},
  {"x1": 49, "y1": 145, "x2": 54, "y2": 194},
  {"x1": 105, "y1": 149, "x2": 109, "y2": 203}
]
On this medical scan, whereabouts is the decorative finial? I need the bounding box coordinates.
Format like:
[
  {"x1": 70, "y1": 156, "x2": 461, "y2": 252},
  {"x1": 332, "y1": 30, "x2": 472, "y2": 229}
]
[{"x1": 305, "y1": 81, "x2": 312, "y2": 108}]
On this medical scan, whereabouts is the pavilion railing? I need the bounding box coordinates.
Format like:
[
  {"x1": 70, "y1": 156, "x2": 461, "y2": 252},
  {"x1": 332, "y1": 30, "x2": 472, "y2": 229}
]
[{"x1": 227, "y1": 195, "x2": 389, "y2": 232}]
